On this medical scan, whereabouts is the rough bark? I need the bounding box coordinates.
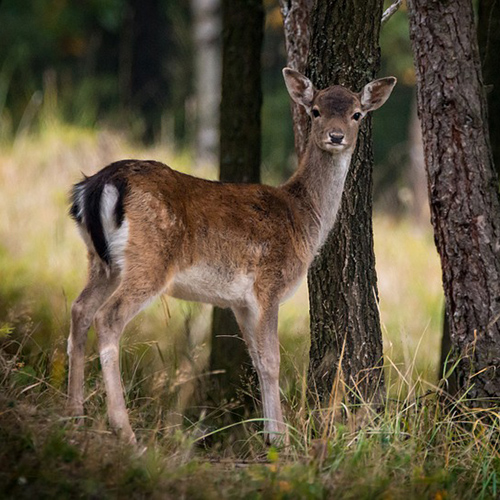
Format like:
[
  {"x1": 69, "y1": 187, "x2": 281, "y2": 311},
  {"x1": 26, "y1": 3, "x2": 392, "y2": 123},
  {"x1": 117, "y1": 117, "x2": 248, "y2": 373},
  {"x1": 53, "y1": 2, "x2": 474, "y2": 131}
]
[
  {"x1": 408, "y1": 0, "x2": 500, "y2": 402},
  {"x1": 278, "y1": 0, "x2": 313, "y2": 160},
  {"x1": 440, "y1": 0, "x2": 500, "y2": 387},
  {"x1": 305, "y1": 0, "x2": 386, "y2": 405},
  {"x1": 478, "y1": 0, "x2": 500, "y2": 178},
  {"x1": 208, "y1": 0, "x2": 263, "y2": 409}
]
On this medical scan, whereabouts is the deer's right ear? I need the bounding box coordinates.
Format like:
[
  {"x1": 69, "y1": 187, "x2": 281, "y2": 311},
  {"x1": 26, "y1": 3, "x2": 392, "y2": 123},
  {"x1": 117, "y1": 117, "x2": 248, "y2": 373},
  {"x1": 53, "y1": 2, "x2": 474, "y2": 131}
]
[{"x1": 283, "y1": 68, "x2": 315, "y2": 113}]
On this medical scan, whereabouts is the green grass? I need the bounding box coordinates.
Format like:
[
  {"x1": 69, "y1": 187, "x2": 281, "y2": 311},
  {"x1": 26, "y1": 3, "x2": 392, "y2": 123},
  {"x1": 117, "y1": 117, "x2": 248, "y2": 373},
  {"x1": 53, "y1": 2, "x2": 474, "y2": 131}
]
[
  {"x1": 1, "y1": 122, "x2": 498, "y2": 498},
  {"x1": 1, "y1": 337, "x2": 499, "y2": 499}
]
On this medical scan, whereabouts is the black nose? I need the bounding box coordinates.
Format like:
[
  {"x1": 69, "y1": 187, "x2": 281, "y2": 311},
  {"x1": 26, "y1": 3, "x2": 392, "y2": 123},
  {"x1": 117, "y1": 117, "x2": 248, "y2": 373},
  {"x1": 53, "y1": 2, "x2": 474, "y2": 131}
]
[{"x1": 329, "y1": 132, "x2": 344, "y2": 144}]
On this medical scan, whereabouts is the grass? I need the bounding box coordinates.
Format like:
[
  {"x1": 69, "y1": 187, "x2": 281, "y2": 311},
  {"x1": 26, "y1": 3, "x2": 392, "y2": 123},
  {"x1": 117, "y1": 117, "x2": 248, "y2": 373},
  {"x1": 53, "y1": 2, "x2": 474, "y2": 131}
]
[
  {"x1": 0, "y1": 121, "x2": 498, "y2": 498},
  {"x1": 1, "y1": 335, "x2": 499, "y2": 499}
]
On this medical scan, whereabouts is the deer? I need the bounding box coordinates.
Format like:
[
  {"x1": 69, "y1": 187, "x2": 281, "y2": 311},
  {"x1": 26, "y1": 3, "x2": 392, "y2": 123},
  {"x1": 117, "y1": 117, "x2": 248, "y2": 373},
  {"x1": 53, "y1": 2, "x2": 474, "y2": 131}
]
[{"x1": 67, "y1": 68, "x2": 396, "y2": 445}]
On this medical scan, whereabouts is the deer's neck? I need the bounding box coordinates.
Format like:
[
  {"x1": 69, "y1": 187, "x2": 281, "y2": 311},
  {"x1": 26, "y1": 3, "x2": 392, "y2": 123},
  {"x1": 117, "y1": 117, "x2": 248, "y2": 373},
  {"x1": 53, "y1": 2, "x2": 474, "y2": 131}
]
[{"x1": 283, "y1": 142, "x2": 353, "y2": 254}]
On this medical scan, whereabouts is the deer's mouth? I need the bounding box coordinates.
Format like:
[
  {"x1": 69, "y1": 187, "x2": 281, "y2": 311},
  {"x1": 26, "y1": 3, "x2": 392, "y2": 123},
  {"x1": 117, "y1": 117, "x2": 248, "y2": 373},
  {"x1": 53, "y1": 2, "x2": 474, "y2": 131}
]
[{"x1": 322, "y1": 141, "x2": 349, "y2": 152}]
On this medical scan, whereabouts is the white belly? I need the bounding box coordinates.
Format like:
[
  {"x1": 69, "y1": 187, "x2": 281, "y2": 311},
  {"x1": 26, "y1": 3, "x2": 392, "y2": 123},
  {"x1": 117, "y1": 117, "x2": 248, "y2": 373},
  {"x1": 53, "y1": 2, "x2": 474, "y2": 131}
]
[{"x1": 166, "y1": 264, "x2": 256, "y2": 308}]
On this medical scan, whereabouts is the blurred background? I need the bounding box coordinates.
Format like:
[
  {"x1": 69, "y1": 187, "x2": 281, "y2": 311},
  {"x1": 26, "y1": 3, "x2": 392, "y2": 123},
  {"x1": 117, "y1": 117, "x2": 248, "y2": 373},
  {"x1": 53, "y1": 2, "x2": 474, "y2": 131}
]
[{"x1": 0, "y1": 0, "x2": 442, "y2": 413}]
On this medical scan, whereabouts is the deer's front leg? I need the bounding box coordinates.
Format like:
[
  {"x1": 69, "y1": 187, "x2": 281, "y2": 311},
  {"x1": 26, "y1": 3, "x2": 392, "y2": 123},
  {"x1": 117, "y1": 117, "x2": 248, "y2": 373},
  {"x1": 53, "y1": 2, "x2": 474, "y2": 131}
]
[{"x1": 233, "y1": 302, "x2": 286, "y2": 443}]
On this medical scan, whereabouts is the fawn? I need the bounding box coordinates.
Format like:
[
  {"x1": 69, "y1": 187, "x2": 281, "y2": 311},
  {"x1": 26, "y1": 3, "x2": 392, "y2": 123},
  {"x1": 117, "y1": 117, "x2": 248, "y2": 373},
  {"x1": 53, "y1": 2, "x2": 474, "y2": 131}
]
[{"x1": 67, "y1": 68, "x2": 396, "y2": 444}]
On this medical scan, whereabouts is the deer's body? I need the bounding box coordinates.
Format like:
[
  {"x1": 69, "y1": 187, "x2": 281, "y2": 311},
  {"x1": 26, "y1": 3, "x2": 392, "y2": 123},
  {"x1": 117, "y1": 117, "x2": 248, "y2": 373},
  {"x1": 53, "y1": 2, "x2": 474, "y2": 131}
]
[{"x1": 67, "y1": 69, "x2": 395, "y2": 444}]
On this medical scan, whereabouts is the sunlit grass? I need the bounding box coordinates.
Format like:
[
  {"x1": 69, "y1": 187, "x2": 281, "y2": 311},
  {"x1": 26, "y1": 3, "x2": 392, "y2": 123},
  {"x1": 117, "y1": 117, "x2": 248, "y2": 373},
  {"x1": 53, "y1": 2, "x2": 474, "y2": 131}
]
[
  {"x1": 375, "y1": 216, "x2": 444, "y2": 392},
  {"x1": 1, "y1": 326, "x2": 498, "y2": 498}
]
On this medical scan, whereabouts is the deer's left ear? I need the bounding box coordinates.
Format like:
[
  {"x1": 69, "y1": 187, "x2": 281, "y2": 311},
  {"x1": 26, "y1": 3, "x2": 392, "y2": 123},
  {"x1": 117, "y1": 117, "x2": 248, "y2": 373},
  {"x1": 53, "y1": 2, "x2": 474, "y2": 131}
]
[{"x1": 360, "y1": 77, "x2": 397, "y2": 113}]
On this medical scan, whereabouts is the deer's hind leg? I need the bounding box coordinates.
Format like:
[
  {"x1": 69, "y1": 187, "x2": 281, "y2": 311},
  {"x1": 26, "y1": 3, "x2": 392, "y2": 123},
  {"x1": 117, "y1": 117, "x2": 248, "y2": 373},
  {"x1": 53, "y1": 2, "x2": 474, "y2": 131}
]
[
  {"x1": 67, "y1": 253, "x2": 119, "y2": 417},
  {"x1": 93, "y1": 257, "x2": 169, "y2": 444}
]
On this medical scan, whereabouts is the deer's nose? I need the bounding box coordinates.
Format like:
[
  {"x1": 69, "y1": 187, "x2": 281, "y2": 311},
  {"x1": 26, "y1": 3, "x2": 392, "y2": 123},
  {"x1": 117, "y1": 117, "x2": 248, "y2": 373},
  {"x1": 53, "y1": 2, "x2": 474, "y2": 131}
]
[{"x1": 329, "y1": 132, "x2": 345, "y2": 144}]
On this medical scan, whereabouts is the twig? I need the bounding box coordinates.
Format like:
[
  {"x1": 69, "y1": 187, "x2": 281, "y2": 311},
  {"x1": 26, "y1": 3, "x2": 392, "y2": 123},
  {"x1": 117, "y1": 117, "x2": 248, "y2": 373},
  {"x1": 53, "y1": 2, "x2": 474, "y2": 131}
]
[{"x1": 382, "y1": 0, "x2": 403, "y2": 25}]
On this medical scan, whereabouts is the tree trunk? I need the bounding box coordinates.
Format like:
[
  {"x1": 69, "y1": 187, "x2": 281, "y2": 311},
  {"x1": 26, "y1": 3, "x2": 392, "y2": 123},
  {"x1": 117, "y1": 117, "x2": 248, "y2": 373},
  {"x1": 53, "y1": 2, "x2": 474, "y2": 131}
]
[
  {"x1": 127, "y1": 0, "x2": 166, "y2": 143},
  {"x1": 190, "y1": 0, "x2": 221, "y2": 164},
  {"x1": 208, "y1": 0, "x2": 263, "y2": 410},
  {"x1": 478, "y1": 0, "x2": 500, "y2": 178},
  {"x1": 408, "y1": 0, "x2": 500, "y2": 402},
  {"x1": 305, "y1": 0, "x2": 386, "y2": 405},
  {"x1": 440, "y1": 0, "x2": 500, "y2": 387}
]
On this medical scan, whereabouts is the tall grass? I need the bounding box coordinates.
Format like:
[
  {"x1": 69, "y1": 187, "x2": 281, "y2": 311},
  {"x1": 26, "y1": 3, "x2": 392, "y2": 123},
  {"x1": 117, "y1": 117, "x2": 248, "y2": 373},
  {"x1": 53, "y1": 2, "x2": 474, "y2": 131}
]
[
  {"x1": 1, "y1": 325, "x2": 499, "y2": 498},
  {"x1": 1, "y1": 121, "x2": 497, "y2": 498}
]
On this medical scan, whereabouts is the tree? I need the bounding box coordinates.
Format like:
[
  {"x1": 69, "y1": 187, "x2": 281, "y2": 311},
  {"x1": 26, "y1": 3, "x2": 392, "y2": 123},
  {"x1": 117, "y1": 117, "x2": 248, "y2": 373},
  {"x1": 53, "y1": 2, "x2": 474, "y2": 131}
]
[
  {"x1": 122, "y1": 0, "x2": 168, "y2": 143},
  {"x1": 306, "y1": 0, "x2": 386, "y2": 406},
  {"x1": 281, "y1": 0, "x2": 387, "y2": 406},
  {"x1": 208, "y1": 0, "x2": 264, "y2": 411},
  {"x1": 408, "y1": 0, "x2": 500, "y2": 402},
  {"x1": 440, "y1": 0, "x2": 500, "y2": 383},
  {"x1": 190, "y1": 0, "x2": 221, "y2": 163}
]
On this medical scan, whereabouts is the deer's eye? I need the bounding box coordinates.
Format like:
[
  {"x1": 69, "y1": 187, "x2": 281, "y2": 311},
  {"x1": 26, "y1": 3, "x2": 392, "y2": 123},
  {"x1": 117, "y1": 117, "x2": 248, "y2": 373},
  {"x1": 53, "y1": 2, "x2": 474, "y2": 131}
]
[
  {"x1": 312, "y1": 108, "x2": 321, "y2": 118},
  {"x1": 352, "y1": 112, "x2": 362, "y2": 121}
]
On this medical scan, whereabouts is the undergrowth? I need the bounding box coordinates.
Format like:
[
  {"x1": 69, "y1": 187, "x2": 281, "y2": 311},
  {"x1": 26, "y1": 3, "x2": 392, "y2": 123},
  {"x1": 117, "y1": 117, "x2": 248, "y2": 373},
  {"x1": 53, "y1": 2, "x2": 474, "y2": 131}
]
[{"x1": 0, "y1": 326, "x2": 499, "y2": 499}]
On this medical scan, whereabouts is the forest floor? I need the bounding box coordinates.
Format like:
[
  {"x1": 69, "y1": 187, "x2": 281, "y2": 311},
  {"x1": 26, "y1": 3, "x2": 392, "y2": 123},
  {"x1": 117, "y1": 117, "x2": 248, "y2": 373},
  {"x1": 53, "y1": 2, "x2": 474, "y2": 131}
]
[{"x1": 0, "y1": 125, "x2": 498, "y2": 499}]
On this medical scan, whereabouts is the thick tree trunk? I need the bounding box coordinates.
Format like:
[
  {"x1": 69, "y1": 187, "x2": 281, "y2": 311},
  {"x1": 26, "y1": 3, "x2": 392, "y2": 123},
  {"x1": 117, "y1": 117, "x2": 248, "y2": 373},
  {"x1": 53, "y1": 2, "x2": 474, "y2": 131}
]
[
  {"x1": 305, "y1": 0, "x2": 386, "y2": 405},
  {"x1": 440, "y1": 0, "x2": 500, "y2": 386},
  {"x1": 208, "y1": 0, "x2": 263, "y2": 409},
  {"x1": 478, "y1": 0, "x2": 500, "y2": 178},
  {"x1": 408, "y1": 0, "x2": 500, "y2": 402}
]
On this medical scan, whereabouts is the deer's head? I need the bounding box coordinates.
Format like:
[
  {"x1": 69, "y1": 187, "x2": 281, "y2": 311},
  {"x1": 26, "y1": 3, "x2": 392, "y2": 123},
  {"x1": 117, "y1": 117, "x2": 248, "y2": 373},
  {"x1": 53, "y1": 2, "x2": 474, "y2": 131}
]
[{"x1": 283, "y1": 68, "x2": 396, "y2": 154}]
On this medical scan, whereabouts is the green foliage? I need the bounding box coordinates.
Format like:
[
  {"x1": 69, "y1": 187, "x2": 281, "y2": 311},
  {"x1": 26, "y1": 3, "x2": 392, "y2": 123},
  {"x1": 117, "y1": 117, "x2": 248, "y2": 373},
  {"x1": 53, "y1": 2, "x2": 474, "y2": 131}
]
[{"x1": 0, "y1": 0, "x2": 191, "y2": 144}]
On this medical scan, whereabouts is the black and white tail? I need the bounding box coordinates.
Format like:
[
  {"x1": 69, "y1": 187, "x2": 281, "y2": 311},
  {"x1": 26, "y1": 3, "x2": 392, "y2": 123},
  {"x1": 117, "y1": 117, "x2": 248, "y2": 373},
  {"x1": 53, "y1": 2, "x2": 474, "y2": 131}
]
[{"x1": 69, "y1": 161, "x2": 130, "y2": 267}]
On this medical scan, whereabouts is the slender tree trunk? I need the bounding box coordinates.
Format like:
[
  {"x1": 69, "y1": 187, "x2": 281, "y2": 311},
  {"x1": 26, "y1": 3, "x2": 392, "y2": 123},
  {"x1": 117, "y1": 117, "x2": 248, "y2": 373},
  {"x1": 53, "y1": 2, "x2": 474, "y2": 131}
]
[
  {"x1": 408, "y1": 0, "x2": 500, "y2": 402},
  {"x1": 127, "y1": 0, "x2": 166, "y2": 143},
  {"x1": 190, "y1": 0, "x2": 221, "y2": 164},
  {"x1": 305, "y1": 0, "x2": 386, "y2": 405},
  {"x1": 208, "y1": 0, "x2": 263, "y2": 410}
]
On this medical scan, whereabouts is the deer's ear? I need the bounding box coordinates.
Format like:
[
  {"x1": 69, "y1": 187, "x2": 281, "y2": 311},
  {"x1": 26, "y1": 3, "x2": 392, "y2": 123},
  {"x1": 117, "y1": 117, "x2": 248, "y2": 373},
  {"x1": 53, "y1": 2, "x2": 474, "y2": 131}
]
[
  {"x1": 360, "y1": 77, "x2": 397, "y2": 113},
  {"x1": 283, "y1": 68, "x2": 315, "y2": 112}
]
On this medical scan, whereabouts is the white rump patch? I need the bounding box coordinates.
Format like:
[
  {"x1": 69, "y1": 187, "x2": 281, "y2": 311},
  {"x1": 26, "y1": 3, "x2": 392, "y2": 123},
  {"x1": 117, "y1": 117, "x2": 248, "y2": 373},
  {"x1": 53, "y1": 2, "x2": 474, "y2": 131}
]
[{"x1": 101, "y1": 183, "x2": 129, "y2": 271}]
